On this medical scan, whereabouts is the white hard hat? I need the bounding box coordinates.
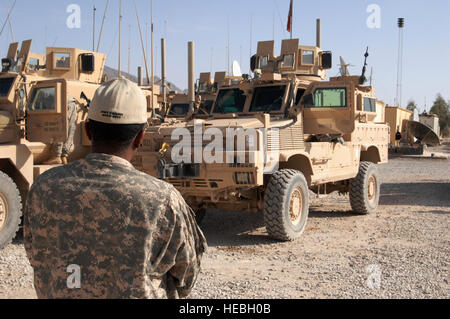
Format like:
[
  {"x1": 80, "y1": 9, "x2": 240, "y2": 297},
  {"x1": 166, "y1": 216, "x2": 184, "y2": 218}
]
[{"x1": 89, "y1": 78, "x2": 148, "y2": 125}]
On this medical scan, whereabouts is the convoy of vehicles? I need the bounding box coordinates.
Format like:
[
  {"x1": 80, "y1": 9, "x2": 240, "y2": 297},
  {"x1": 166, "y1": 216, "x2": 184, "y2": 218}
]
[{"x1": 0, "y1": 18, "x2": 390, "y2": 247}]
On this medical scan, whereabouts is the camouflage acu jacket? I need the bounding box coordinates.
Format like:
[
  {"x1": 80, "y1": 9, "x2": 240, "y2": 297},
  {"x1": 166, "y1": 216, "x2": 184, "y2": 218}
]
[{"x1": 24, "y1": 153, "x2": 207, "y2": 299}]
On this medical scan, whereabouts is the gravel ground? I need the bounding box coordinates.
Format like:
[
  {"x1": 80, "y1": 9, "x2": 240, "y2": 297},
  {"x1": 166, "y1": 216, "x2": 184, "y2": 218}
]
[{"x1": 1, "y1": 142, "x2": 449, "y2": 299}]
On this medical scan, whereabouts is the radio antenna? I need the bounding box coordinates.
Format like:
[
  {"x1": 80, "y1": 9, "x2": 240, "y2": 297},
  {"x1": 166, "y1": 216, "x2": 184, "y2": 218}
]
[
  {"x1": 92, "y1": 5, "x2": 96, "y2": 51},
  {"x1": 96, "y1": 0, "x2": 110, "y2": 52},
  {"x1": 134, "y1": 0, "x2": 150, "y2": 85},
  {"x1": 359, "y1": 47, "x2": 369, "y2": 85},
  {"x1": 0, "y1": 0, "x2": 16, "y2": 38},
  {"x1": 118, "y1": 0, "x2": 122, "y2": 78}
]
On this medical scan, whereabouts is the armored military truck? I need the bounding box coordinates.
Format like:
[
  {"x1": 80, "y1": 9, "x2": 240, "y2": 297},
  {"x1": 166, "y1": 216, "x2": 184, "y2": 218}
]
[
  {"x1": 0, "y1": 41, "x2": 107, "y2": 248},
  {"x1": 163, "y1": 71, "x2": 243, "y2": 120},
  {"x1": 134, "y1": 34, "x2": 389, "y2": 241}
]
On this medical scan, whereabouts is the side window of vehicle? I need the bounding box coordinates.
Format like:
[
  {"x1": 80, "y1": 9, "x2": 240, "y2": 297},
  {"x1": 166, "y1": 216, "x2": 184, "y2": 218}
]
[
  {"x1": 54, "y1": 53, "x2": 71, "y2": 70},
  {"x1": 363, "y1": 97, "x2": 376, "y2": 112},
  {"x1": 28, "y1": 87, "x2": 56, "y2": 111},
  {"x1": 310, "y1": 88, "x2": 347, "y2": 108}
]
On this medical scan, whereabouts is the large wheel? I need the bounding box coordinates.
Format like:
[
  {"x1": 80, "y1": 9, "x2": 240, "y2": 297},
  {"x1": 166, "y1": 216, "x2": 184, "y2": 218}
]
[
  {"x1": 0, "y1": 172, "x2": 23, "y2": 249},
  {"x1": 264, "y1": 169, "x2": 310, "y2": 241},
  {"x1": 350, "y1": 162, "x2": 380, "y2": 215}
]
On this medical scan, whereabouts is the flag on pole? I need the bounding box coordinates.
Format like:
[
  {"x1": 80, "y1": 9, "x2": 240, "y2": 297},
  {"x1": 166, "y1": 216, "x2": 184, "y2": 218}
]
[{"x1": 287, "y1": 0, "x2": 293, "y2": 33}]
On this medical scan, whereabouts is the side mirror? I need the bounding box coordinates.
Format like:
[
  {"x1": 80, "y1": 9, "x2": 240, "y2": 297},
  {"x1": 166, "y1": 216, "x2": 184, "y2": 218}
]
[
  {"x1": 80, "y1": 92, "x2": 91, "y2": 107},
  {"x1": 80, "y1": 54, "x2": 95, "y2": 73},
  {"x1": 250, "y1": 55, "x2": 257, "y2": 73},
  {"x1": 301, "y1": 93, "x2": 315, "y2": 106},
  {"x1": 321, "y1": 51, "x2": 332, "y2": 69},
  {"x1": 2, "y1": 58, "x2": 13, "y2": 72}
]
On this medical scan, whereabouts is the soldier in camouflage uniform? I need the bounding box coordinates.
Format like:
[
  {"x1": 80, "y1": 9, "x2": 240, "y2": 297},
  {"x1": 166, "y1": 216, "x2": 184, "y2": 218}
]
[
  {"x1": 24, "y1": 78, "x2": 207, "y2": 299},
  {"x1": 44, "y1": 95, "x2": 77, "y2": 165}
]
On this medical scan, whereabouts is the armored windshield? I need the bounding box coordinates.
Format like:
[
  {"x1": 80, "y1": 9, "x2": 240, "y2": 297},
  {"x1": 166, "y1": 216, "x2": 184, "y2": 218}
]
[
  {"x1": 0, "y1": 77, "x2": 15, "y2": 97},
  {"x1": 213, "y1": 88, "x2": 246, "y2": 114},
  {"x1": 249, "y1": 85, "x2": 287, "y2": 112},
  {"x1": 168, "y1": 103, "x2": 190, "y2": 116}
]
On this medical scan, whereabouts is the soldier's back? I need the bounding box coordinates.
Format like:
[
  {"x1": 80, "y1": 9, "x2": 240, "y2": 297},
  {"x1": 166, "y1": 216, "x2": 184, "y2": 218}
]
[{"x1": 24, "y1": 153, "x2": 205, "y2": 299}]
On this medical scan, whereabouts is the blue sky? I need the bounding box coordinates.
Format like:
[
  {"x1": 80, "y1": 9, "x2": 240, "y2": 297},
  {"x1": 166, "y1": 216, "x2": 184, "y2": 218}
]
[{"x1": 1, "y1": 0, "x2": 449, "y2": 111}]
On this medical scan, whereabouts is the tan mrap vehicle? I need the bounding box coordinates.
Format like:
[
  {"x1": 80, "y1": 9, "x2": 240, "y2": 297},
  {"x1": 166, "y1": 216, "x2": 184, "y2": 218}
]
[
  {"x1": 134, "y1": 67, "x2": 389, "y2": 241},
  {"x1": 0, "y1": 42, "x2": 106, "y2": 248},
  {"x1": 197, "y1": 71, "x2": 245, "y2": 114},
  {"x1": 162, "y1": 71, "x2": 243, "y2": 120}
]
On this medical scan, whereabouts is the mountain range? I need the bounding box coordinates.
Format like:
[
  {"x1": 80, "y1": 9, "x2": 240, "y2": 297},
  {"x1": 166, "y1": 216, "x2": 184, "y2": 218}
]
[{"x1": 103, "y1": 66, "x2": 182, "y2": 93}]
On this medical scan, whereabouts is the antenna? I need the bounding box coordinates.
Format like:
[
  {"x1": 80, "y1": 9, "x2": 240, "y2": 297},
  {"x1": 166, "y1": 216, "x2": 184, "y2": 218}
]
[
  {"x1": 240, "y1": 45, "x2": 242, "y2": 70},
  {"x1": 273, "y1": 12, "x2": 275, "y2": 41},
  {"x1": 155, "y1": 43, "x2": 158, "y2": 79},
  {"x1": 210, "y1": 46, "x2": 214, "y2": 74},
  {"x1": 133, "y1": 0, "x2": 150, "y2": 85},
  {"x1": 150, "y1": 0, "x2": 155, "y2": 118},
  {"x1": 118, "y1": 0, "x2": 122, "y2": 78},
  {"x1": 92, "y1": 6, "x2": 96, "y2": 51},
  {"x1": 0, "y1": 0, "x2": 16, "y2": 38},
  {"x1": 227, "y1": 16, "x2": 230, "y2": 75},
  {"x1": 96, "y1": 0, "x2": 109, "y2": 52},
  {"x1": 359, "y1": 47, "x2": 369, "y2": 85},
  {"x1": 370, "y1": 67, "x2": 373, "y2": 86},
  {"x1": 395, "y1": 18, "x2": 405, "y2": 107},
  {"x1": 161, "y1": 38, "x2": 167, "y2": 113},
  {"x1": 249, "y1": 15, "x2": 253, "y2": 74},
  {"x1": 5, "y1": 3, "x2": 15, "y2": 42},
  {"x1": 128, "y1": 24, "x2": 131, "y2": 77},
  {"x1": 145, "y1": 22, "x2": 148, "y2": 82},
  {"x1": 164, "y1": 20, "x2": 168, "y2": 38}
]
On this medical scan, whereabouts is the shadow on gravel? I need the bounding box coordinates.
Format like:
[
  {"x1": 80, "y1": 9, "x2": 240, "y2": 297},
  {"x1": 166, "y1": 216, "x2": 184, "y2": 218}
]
[
  {"x1": 308, "y1": 210, "x2": 357, "y2": 218},
  {"x1": 380, "y1": 183, "x2": 450, "y2": 207},
  {"x1": 11, "y1": 228, "x2": 24, "y2": 246},
  {"x1": 199, "y1": 207, "x2": 362, "y2": 247},
  {"x1": 199, "y1": 210, "x2": 278, "y2": 247},
  {"x1": 418, "y1": 210, "x2": 450, "y2": 215}
]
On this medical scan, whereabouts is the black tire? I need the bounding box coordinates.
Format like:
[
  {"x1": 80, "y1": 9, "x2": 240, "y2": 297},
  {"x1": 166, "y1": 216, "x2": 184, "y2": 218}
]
[
  {"x1": 264, "y1": 169, "x2": 310, "y2": 241},
  {"x1": 195, "y1": 209, "x2": 206, "y2": 225},
  {"x1": 0, "y1": 172, "x2": 23, "y2": 249},
  {"x1": 350, "y1": 162, "x2": 380, "y2": 215}
]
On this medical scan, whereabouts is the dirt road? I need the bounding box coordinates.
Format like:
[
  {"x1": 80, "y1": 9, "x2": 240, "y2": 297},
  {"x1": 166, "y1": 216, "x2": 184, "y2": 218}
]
[{"x1": 1, "y1": 144, "x2": 449, "y2": 299}]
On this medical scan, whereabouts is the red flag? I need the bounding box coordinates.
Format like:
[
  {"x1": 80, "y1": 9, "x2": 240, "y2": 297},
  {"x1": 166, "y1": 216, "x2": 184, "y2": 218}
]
[{"x1": 287, "y1": 0, "x2": 293, "y2": 33}]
